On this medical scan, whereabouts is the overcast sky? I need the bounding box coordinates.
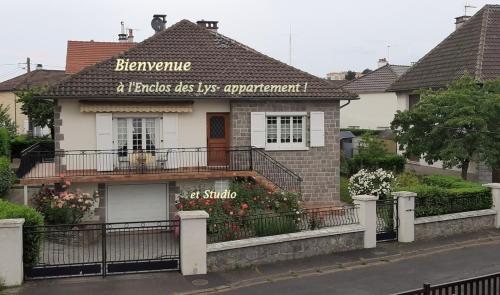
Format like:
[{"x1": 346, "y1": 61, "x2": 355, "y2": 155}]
[{"x1": 0, "y1": 0, "x2": 498, "y2": 82}]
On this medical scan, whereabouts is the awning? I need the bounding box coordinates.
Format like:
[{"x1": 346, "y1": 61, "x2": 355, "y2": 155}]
[{"x1": 80, "y1": 101, "x2": 193, "y2": 113}]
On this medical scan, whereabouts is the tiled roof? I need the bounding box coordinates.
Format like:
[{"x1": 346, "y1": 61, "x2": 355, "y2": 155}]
[
  {"x1": 343, "y1": 64, "x2": 410, "y2": 93},
  {"x1": 45, "y1": 20, "x2": 355, "y2": 100},
  {"x1": 390, "y1": 5, "x2": 500, "y2": 91},
  {"x1": 65, "y1": 41, "x2": 136, "y2": 74},
  {"x1": 0, "y1": 69, "x2": 67, "y2": 92},
  {"x1": 325, "y1": 79, "x2": 350, "y2": 88}
]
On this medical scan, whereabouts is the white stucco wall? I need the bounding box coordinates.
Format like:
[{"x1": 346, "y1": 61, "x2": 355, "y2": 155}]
[
  {"x1": 340, "y1": 92, "x2": 398, "y2": 129},
  {"x1": 58, "y1": 98, "x2": 230, "y2": 151}
]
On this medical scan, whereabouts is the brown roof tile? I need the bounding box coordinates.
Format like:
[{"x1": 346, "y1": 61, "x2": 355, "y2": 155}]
[
  {"x1": 390, "y1": 5, "x2": 500, "y2": 91},
  {"x1": 0, "y1": 69, "x2": 67, "y2": 92},
  {"x1": 46, "y1": 20, "x2": 355, "y2": 100},
  {"x1": 343, "y1": 64, "x2": 410, "y2": 93},
  {"x1": 65, "y1": 41, "x2": 136, "y2": 74}
]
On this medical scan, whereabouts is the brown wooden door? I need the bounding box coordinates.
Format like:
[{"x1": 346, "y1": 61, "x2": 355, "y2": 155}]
[{"x1": 207, "y1": 113, "x2": 230, "y2": 166}]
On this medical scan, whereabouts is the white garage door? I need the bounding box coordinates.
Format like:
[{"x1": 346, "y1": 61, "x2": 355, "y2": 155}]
[{"x1": 107, "y1": 184, "x2": 168, "y2": 223}]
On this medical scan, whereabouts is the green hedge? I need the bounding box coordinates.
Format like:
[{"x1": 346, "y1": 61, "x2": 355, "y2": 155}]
[
  {"x1": 0, "y1": 156, "x2": 15, "y2": 196},
  {"x1": 397, "y1": 175, "x2": 492, "y2": 217},
  {"x1": 349, "y1": 154, "x2": 405, "y2": 175},
  {"x1": 10, "y1": 135, "x2": 53, "y2": 159},
  {"x1": 0, "y1": 128, "x2": 10, "y2": 158},
  {"x1": 0, "y1": 200, "x2": 44, "y2": 265}
]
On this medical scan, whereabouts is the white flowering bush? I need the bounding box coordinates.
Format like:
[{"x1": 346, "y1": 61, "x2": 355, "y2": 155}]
[{"x1": 348, "y1": 169, "x2": 395, "y2": 198}]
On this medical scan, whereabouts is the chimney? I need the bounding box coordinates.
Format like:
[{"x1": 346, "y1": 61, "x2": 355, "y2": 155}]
[
  {"x1": 35, "y1": 64, "x2": 43, "y2": 70},
  {"x1": 127, "y1": 28, "x2": 134, "y2": 43},
  {"x1": 378, "y1": 58, "x2": 388, "y2": 68},
  {"x1": 118, "y1": 21, "x2": 127, "y2": 42},
  {"x1": 196, "y1": 20, "x2": 218, "y2": 32},
  {"x1": 455, "y1": 15, "x2": 471, "y2": 29}
]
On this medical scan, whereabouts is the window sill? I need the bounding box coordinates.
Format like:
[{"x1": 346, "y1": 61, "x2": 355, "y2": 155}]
[{"x1": 264, "y1": 146, "x2": 310, "y2": 151}]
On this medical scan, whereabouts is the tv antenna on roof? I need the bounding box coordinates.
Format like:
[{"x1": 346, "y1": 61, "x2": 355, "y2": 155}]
[{"x1": 464, "y1": 3, "x2": 476, "y2": 16}]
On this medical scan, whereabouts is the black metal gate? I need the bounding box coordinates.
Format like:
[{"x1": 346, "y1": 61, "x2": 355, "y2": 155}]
[
  {"x1": 376, "y1": 199, "x2": 398, "y2": 242},
  {"x1": 23, "y1": 220, "x2": 180, "y2": 279}
]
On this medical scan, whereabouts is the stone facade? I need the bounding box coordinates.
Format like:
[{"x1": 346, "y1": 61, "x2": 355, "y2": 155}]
[
  {"x1": 207, "y1": 227, "x2": 364, "y2": 272},
  {"x1": 230, "y1": 100, "x2": 341, "y2": 204},
  {"x1": 414, "y1": 210, "x2": 496, "y2": 240}
]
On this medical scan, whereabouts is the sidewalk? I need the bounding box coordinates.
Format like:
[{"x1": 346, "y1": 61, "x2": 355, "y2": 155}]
[{"x1": 6, "y1": 229, "x2": 500, "y2": 295}]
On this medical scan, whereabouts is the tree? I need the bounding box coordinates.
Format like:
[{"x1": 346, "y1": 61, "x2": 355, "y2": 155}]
[
  {"x1": 345, "y1": 70, "x2": 357, "y2": 80},
  {"x1": 391, "y1": 74, "x2": 500, "y2": 180},
  {"x1": 16, "y1": 87, "x2": 54, "y2": 138},
  {"x1": 361, "y1": 68, "x2": 373, "y2": 75},
  {"x1": 0, "y1": 104, "x2": 16, "y2": 137}
]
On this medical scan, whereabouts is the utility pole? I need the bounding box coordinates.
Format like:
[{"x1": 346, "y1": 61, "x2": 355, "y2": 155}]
[{"x1": 26, "y1": 57, "x2": 31, "y2": 73}]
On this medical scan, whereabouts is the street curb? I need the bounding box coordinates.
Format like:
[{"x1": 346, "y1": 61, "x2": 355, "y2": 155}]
[{"x1": 178, "y1": 234, "x2": 500, "y2": 295}]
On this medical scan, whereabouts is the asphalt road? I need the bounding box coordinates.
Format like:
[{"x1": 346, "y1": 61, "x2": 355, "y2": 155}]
[{"x1": 220, "y1": 241, "x2": 500, "y2": 295}]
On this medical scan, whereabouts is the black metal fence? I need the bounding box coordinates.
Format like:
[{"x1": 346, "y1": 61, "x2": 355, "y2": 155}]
[
  {"x1": 207, "y1": 206, "x2": 359, "y2": 243},
  {"x1": 376, "y1": 199, "x2": 398, "y2": 241},
  {"x1": 16, "y1": 141, "x2": 55, "y2": 179},
  {"x1": 394, "y1": 271, "x2": 500, "y2": 295},
  {"x1": 23, "y1": 220, "x2": 180, "y2": 279},
  {"x1": 17, "y1": 146, "x2": 302, "y2": 193},
  {"x1": 415, "y1": 194, "x2": 493, "y2": 218}
]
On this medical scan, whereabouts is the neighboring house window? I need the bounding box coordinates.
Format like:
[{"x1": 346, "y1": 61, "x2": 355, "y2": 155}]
[{"x1": 265, "y1": 114, "x2": 306, "y2": 150}]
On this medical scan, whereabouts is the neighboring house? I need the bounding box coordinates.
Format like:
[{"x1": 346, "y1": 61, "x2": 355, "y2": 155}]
[
  {"x1": 0, "y1": 67, "x2": 66, "y2": 135},
  {"x1": 17, "y1": 19, "x2": 356, "y2": 223},
  {"x1": 65, "y1": 40, "x2": 135, "y2": 74},
  {"x1": 341, "y1": 63, "x2": 410, "y2": 129},
  {"x1": 389, "y1": 5, "x2": 500, "y2": 182}
]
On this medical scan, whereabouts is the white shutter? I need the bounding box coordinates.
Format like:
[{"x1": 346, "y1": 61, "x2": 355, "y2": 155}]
[
  {"x1": 96, "y1": 113, "x2": 113, "y2": 171},
  {"x1": 250, "y1": 112, "x2": 266, "y2": 148},
  {"x1": 310, "y1": 112, "x2": 325, "y2": 147},
  {"x1": 162, "y1": 113, "x2": 179, "y2": 168}
]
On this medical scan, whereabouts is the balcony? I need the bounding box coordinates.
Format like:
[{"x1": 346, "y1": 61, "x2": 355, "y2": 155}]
[{"x1": 17, "y1": 145, "x2": 302, "y2": 192}]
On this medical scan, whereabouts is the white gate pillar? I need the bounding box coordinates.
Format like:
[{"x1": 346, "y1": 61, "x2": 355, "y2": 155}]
[
  {"x1": 394, "y1": 191, "x2": 416, "y2": 243},
  {"x1": 176, "y1": 210, "x2": 209, "y2": 275},
  {"x1": 352, "y1": 195, "x2": 378, "y2": 248},
  {"x1": 0, "y1": 218, "x2": 25, "y2": 286},
  {"x1": 484, "y1": 183, "x2": 500, "y2": 228}
]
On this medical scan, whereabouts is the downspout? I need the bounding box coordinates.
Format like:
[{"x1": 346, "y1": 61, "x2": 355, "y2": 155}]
[{"x1": 340, "y1": 99, "x2": 352, "y2": 109}]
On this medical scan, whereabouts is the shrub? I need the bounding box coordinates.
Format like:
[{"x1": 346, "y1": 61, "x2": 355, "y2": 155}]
[
  {"x1": 32, "y1": 180, "x2": 99, "y2": 225},
  {"x1": 396, "y1": 172, "x2": 421, "y2": 188},
  {"x1": 0, "y1": 128, "x2": 10, "y2": 158},
  {"x1": 0, "y1": 156, "x2": 15, "y2": 196},
  {"x1": 0, "y1": 200, "x2": 44, "y2": 265},
  {"x1": 397, "y1": 176, "x2": 492, "y2": 217},
  {"x1": 348, "y1": 169, "x2": 395, "y2": 199},
  {"x1": 10, "y1": 135, "x2": 53, "y2": 159},
  {"x1": 340, "y1": 176, "x2": 352, "y2": 204},
  {"x1": 349, "y1": 154, "x2": 406, "y2": 175},
  {"x1": 252, "y1": 214, "x2": 299, "y2": 237}
]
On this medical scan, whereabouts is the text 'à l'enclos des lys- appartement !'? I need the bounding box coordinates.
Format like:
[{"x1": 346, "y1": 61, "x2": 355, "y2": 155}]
[{"x1": 114, "y1": 58, "x2": 308, "y2": 94}]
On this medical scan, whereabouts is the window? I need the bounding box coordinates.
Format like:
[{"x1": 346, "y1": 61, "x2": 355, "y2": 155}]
[
  {"x1": 113, "y1": 117, "x2": 160, "y2": 155},
  {"x1": 266, "y1": 114, "x2": 306, "y2": 150}
]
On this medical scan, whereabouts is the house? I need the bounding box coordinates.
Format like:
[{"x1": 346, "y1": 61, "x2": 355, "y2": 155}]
[
  {"x1": 341, "y1": 63, "x2": 410, "y2": 129},
  {"x1": 16, "y1": 18, "x2": 357, "y2": 223},
  {"x1": 389, "y1": 4, "x2": 500, "y2": 182},
  {"x1": 0, "y1": 66, "x2": 66, "y2": 135}
]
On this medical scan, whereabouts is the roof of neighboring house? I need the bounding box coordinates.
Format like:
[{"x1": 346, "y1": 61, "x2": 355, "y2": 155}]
[
  {"x1": 343, "y1": 64, "x2": 410, "y2": 93},
  {"x1": 65, "y1": 40, "x2": 136, "y2": 74},
  {"x1": 325, "y1": 79, "x2": 350, "y2": 88},
  {"x1": 45, "y1": 20, "x2": 356, "y2": 100},
  {"x1": 0, "y1": 69, "x2": 67, "y2": 92},
  {"x1": 390, "y1": 4, "x2": 500, "y2": 91}
]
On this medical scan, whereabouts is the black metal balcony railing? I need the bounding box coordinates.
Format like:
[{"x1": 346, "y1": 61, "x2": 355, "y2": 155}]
[{"x1": 17, "y1": 146, "x2": 302, "y2": 192}]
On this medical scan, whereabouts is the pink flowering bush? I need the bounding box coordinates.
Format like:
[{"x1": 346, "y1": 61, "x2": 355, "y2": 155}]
[{"x1": 32, "y1": 179, "x2": 98, "y2": 225}]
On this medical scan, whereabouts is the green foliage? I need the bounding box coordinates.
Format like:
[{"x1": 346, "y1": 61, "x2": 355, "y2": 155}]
[
  {"x1": 396, "y1": 172, "x2": 421, "y2": 188},
  {"x1": 396, "y1": 175, "x2": 492, "y2": 217},
  {"x1": 10, "y1": 135, "x2": 53, "y2": 158},
  {"x1": 391, "y1": 74, "x2": 500, "y2": 179},
  {"x1": 0, "y1": 200, "x2": 44, "y2": 265},
  {"x1": 340, "y1": 176, "x2": 352, "y2": 204},
  {"x1": 341, "y1": 128, "x2": 382, "y2": 137},
  {"x1": 252, "y1": 214, "x2": 298, "y2": 237},
  {"x1": 0, "y1": 128, "x2": 10, "y2": 158},
  {"x1": 0, "y1": 157, "x2": 15, "y2": 196},
  {"x1": 0, "y1": 104, "x2": 16, "y2": 137},
  {"x1": 16, "y1": 87, "x2": 54, "y2": 136},
  {"x1": 345, "y1": 70, "x2": 357, "y2": 81}
]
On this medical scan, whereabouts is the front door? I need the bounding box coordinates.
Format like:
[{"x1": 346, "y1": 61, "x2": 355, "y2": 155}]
[{"x1": 207, "y1": 113, "x2": 230, "y2": 166}]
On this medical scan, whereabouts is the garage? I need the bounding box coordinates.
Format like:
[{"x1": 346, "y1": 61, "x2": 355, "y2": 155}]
[{"x1": 106, "y1": 183, "x2": 168, "y2": 223}]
